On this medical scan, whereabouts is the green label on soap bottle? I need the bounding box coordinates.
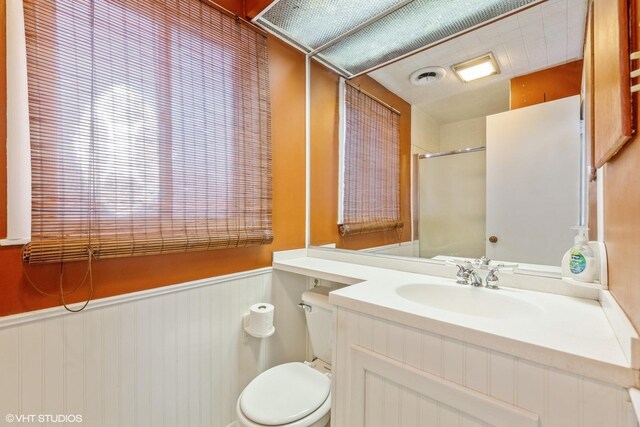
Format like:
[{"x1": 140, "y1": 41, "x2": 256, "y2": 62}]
[{"x1": 569, "y1": 251, "x2": 586, "y2": 274}]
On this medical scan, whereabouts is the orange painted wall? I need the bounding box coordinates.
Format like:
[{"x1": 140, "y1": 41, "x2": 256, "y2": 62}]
[
  {"x1": 510, "y1": 60, "x2": 584, "y2": 110},
  {"x1": 244, "y1": 0, "x2": 275, "y2": 18},
  {"x1": 212, "y1": 0, "x2": 244, "y2": 15},
  {"x1": 309, "y1": 62, "x2": 412, "y2": 249},
  {"x1": 0, "y1": 4, "x2": 306, "y2": 316}
]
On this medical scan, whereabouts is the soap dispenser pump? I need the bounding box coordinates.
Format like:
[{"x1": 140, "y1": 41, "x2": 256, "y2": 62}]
[{"x1": 561, "y1": 227, "x2": 596, "y2": 283}]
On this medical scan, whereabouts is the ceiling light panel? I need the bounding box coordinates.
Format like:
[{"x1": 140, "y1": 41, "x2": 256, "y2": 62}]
[
  {"x1": 257, "y1": 0, "x2": 406, "y2": 50},
  {"x1": 255, "y1": 0, "x2": 543, "y2": 77},
  {"x1": 457, "y1": 62, "x2": 497, "y2": 81},
  {"x1": 318, "y1": 0, "x2": 541, "y2": 76},
  {"x1": 452, "y1": 52, "x2": 500, "y2": 82}
]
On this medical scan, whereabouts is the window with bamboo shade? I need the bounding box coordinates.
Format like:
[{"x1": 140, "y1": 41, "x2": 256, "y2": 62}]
[
  {"x1": 21, "y1": 0, "x2": 273, "y2": 264},
  {"x1": 339, "y1": 83, "x2": 402, "y2": 237}
]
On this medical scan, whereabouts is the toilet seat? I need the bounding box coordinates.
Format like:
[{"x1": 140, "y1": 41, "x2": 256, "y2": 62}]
[{"x1": 236, "y1": 362, "x2": 331, "y2": 427}]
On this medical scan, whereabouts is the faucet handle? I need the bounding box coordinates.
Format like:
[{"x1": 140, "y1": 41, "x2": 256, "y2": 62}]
[
  {"x1": 455, "y1": 264, "x2": 471, "y2": 285},
  {"x1": 485, "y1": 268, "x2": 500, "y2": 289}
]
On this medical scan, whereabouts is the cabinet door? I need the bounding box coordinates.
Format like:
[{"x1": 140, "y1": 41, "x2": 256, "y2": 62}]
[
  {"x1": 593, "y1": 0, "x2": 632, "y2": 167},
  {"x1": 486, "y1": 97, "x2": 581, "y2": 266}
]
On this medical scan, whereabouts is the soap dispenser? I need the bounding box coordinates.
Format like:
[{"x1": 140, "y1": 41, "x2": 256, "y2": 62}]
[{"x1": 561, "y1": 227, "x2": 596, "y2": 283}]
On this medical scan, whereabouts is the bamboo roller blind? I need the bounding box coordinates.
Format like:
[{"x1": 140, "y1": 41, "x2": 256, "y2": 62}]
[
  {"x1": 22, "y1": 0, "x2": 272, "y2": 263},
  {"x1": 339, "y1": 84, "x2": 402, "y2": 237}
]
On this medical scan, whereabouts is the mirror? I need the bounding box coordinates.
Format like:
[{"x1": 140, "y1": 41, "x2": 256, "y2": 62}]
[{"x1": 309, "y1": 0, "x2": 589, "y2": 276}]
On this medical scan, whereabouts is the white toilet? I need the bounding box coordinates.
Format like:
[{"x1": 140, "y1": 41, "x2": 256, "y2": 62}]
[{"x1": 235, "y1": 288, "x2": 334, "y2": 427}]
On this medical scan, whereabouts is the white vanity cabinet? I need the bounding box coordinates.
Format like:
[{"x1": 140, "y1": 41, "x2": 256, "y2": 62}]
[
  {"x1": 331, "y1": 308, "x2": 636, "y2": 427},
  {"x1": 271, "y1": 250, "x2": 638, "y2": 427}
]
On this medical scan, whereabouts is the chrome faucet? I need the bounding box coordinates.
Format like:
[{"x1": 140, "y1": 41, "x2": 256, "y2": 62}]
[
  {"x1": 455, "y1": 263, "x2": 483, "y2": 286},
  {"x1": 453, "y1": 259, "x2": 518, "y2": 289}
]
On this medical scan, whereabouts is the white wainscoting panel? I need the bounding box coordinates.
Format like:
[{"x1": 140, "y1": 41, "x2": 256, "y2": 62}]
[
  {"x1": 0, "y1": 268, "x2": 309, "y2": 427},
  {"x1": 331, "y1": 308, "x2": 637, "y2": 427}
]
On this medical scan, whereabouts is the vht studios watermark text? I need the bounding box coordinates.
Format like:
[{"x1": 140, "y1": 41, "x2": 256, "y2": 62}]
[{"x1": 5, "y1": 414, "x2": 83, "y2": 423}]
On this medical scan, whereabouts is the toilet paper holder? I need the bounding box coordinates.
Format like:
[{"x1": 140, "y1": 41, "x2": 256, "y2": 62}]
[{"x1": 242, "y1": 312, "x2": 275, "y2": 338}]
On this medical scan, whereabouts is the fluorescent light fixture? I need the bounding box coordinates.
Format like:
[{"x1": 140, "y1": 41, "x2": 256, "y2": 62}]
[
  {"x1": 451, "y1": 52, "x2": 500, "y2": 82},
  {"x1": 254, "y1": 0, "x2": 542, "y2": 77},
  {"x1": 256, "y1": 0, "x2": 405, "y2": 50}
]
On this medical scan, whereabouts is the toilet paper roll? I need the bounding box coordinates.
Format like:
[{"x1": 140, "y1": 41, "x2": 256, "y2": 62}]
[{"x1": 247, "y1": 303, "x2": 274, "y2": 336}]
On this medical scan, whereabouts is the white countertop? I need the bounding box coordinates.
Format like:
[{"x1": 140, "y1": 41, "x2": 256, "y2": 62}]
[{"x1": 273, "y1": 252, "x2": 637, "y2": 388}]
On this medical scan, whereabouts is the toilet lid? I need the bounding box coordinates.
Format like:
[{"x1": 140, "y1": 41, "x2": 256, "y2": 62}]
[{"x1": 240, "y1": 362, "x2": 331, "y2": 426}]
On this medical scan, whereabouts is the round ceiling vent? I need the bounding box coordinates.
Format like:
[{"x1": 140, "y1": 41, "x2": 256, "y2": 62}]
[{"x1": 409, "y1": 66, "x2": 446, "y2": 86}]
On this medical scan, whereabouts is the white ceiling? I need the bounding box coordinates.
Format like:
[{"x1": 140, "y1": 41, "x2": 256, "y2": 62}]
[{"x1": 368, "y1": 0, "x2": 588, "y2": 123}]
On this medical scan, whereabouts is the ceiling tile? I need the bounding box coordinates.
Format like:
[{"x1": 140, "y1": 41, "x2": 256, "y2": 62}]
[
  {"x1": 542, "y1": 0, "x2": 568, "y2": 15},
  {"x1": 495, "y1": 16, "x2": 521, "y2": 34},
  {"x1": 516, "y1": 6, "x2": 543, "y2": 23},
  {"x1": 543, "y1": 10, "x2": 569, "y2": 28},
  {"x1": 502, "y1": 27, "x2": 527, "y2": 43},
  {"x1": 521, "y1": 24, "x2": 546, "y2": 39}
]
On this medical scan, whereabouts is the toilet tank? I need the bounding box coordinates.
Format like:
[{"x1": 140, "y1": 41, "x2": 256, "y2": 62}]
[{"x1": 301, "y1": 288, "x2": 335, "y2": 365}]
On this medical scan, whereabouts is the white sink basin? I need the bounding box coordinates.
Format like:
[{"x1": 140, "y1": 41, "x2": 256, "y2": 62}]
[{"x1": 396, "y1": 284, "x2": 544, "y2": 319}]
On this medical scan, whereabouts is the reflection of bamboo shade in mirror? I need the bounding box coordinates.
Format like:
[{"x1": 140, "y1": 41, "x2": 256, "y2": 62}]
[
  {"x1": 22, "y1": 0, "x2": 273, "y2": 263},
  {"x1": 339, "y1": 84, "x2": 402, "y2": 237}
]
